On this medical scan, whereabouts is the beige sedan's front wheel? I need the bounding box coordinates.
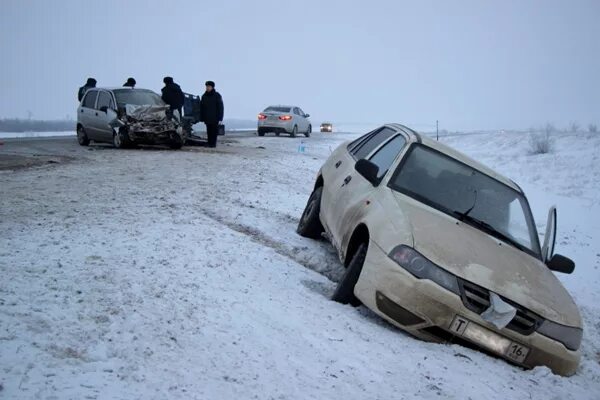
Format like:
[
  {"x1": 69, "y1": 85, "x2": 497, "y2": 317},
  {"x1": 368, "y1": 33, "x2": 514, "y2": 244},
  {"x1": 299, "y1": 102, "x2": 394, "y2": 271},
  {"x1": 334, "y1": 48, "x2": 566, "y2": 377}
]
[{"x1": 332, "y1": 243, "x2": 366, "y2": 306}]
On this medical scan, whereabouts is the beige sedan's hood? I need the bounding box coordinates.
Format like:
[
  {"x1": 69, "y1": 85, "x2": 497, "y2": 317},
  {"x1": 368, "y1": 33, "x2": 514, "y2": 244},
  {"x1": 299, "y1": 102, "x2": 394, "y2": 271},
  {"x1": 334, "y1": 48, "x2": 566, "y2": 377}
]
[{"x1": 392, "y1": 192, "x2": 581, "y2": 327}]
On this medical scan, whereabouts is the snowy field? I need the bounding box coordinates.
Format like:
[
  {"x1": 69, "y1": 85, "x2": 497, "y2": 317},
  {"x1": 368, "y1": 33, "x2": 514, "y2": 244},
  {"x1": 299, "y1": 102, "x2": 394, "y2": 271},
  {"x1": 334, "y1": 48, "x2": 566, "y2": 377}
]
[
  {"x1": 0, "y1": 131, "x2": 74, "y2": 139},
  {"x1": 1, "y1": 130, "x2": 599, "y2": 399}
]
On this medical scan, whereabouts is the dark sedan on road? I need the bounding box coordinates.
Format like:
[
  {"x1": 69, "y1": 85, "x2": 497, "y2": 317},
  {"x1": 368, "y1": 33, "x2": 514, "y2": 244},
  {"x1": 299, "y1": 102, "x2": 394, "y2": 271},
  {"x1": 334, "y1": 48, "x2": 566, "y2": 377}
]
[{"x1": 320, "y1": 122, "x2": 333, "y2": 132}]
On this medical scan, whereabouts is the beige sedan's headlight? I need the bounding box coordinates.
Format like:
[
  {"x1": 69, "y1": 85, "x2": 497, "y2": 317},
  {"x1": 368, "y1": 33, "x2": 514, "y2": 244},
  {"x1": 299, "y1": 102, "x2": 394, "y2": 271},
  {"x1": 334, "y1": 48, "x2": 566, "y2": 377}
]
[
  {"x1": 389, "y1": 245, "x2": 460, "y2": 295},
  {"x1": 537, "y1": 320, "x2": 582, "y2": 351}
]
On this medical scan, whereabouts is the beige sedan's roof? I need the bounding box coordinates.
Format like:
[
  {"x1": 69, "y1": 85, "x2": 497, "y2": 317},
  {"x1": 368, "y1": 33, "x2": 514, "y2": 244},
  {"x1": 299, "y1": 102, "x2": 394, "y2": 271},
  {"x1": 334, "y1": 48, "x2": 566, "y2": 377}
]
[{"x1": 387, "y1": 123, "x2": 522, "y2": 193}]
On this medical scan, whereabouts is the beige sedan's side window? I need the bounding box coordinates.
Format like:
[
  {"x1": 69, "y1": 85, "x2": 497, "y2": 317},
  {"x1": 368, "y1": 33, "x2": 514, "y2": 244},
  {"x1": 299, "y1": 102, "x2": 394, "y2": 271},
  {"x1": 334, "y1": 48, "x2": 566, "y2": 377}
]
[
  {"x1": 351, "y1": 127, "x2": 396, "y2": 160},
  {"x1": 368, "y1": 135, "x2": 407, "y2": 179}
]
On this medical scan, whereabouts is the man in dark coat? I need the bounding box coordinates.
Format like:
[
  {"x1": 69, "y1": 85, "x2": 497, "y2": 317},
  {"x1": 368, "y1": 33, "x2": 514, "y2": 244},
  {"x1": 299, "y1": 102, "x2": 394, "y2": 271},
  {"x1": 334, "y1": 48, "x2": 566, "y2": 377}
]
[
  {"x1": 161, "y1": 76, "x2": 185, "y2": 117},
  {"x1": 123, "y1": 77, "x2": 136, "y2": 88},
  {"x1": 78, "y1": 78, "x2": 97, "y2": 101},
  {"x1": 200, "y1": 81, "x2": 224, "y2": 148}
]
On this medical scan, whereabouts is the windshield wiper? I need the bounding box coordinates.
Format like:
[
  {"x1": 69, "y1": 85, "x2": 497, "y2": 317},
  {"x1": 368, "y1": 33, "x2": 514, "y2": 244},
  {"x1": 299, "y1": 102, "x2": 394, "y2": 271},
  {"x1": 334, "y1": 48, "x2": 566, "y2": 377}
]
[
  {"x1": 454, "y1": 189, "x2": 478, "y2": 221},
  {"x1": 452, "y1": 212, "x2": 529, "y2": 253}
]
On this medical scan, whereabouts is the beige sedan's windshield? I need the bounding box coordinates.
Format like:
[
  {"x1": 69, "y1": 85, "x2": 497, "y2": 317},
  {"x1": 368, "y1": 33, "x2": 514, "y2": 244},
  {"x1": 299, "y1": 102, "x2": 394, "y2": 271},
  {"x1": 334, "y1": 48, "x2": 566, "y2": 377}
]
[{"x1": 389, "y1": 144, "x2": 541, "y2": 258}]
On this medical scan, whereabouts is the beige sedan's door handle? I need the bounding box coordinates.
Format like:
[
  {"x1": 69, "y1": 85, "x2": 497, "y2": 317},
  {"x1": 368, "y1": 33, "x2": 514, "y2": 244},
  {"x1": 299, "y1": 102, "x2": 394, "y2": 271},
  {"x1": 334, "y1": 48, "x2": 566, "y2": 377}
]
[{"x1": 342, "y1": 175, "x2": 352, "y2": 187}]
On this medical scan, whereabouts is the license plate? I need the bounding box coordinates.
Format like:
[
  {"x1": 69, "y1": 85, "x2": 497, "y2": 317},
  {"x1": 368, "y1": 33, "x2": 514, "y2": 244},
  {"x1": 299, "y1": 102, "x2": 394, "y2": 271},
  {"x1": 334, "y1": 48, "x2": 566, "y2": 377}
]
[{"x1": 449, "y1": 316, "x2": 530, "y2": 364}]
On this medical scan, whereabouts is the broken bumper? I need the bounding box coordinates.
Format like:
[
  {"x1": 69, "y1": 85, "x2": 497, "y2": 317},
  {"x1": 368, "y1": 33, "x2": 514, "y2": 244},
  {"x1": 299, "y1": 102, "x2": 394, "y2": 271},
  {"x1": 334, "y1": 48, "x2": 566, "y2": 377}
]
[
  {"x1": 126, "y1": 126, "x2": 183, "y2": 144},
  {"x1": 354, "y1": 240, "x2": 581, "y2": 376}
]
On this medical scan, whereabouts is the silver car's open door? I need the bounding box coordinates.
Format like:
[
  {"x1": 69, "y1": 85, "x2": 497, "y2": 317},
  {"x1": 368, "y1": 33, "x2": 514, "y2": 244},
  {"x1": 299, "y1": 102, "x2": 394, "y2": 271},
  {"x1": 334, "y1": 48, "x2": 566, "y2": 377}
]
[{"x1": 542, "y1": 206, "x2": 557, "y2": 262}]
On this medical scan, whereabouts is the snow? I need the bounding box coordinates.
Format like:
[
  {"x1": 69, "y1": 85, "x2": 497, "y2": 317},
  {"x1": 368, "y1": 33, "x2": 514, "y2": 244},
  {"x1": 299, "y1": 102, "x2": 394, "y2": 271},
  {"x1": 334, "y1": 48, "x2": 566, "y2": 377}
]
[
  {"x1": 0, "y1": 131, "x2": 74, "y2": 139},
  {"x1": 1, "y1": 130, "x2": 599, "y2": 399}
]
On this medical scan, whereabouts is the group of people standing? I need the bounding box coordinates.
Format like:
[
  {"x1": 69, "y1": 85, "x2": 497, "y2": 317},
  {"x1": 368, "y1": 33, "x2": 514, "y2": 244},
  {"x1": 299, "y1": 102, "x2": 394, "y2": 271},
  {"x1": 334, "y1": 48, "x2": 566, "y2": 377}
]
[{"x1": 77, "y1": 76, "x2": 224, "y2": 148}]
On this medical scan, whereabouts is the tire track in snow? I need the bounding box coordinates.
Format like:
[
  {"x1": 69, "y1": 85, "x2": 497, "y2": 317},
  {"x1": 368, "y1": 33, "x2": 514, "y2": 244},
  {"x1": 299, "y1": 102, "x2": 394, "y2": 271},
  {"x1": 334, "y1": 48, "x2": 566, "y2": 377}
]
[{"x1": 199, "y1": 206, "x2": 344, "y2": 282}]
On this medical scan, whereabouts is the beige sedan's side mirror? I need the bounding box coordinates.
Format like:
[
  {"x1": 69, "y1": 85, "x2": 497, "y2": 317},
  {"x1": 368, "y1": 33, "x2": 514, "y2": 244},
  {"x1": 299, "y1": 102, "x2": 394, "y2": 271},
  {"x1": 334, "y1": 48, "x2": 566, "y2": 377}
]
[{"x1": 547, "y1": 254, "x2": 575, "y2": 274}]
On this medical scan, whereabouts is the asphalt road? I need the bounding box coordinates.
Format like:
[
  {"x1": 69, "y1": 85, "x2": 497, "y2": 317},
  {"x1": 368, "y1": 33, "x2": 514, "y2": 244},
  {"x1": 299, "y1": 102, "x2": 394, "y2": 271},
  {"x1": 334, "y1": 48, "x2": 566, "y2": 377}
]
[
  {"x1": 0, "y1": 136, "x2": 81, "y2": 170},
  {"x1": 0, "y1": 130, "x2": 257, "y2": 170}
]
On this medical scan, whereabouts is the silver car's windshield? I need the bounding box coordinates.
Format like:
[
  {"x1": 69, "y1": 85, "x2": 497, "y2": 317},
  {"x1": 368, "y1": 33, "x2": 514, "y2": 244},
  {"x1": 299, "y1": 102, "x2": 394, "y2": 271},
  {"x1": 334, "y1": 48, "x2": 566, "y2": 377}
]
[
  {"x1": 114, "y1": 89, "x2": 165, "y2": 106},
  {"x1": 389, "y1": 144, "x2": 541, "y2": 258}
]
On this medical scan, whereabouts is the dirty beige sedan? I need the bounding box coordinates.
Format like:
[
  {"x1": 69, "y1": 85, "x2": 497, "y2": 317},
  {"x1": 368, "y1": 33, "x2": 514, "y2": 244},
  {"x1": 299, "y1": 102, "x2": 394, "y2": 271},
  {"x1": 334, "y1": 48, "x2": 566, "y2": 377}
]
[{"x1": 297, "y1": 123, "x2": 582, "y2": 376}]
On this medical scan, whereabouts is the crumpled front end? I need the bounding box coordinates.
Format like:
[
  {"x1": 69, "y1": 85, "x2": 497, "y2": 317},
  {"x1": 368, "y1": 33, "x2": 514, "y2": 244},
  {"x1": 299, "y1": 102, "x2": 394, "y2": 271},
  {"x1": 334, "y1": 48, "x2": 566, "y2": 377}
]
[{"x1": 122, "y1": 104, "x2": 184, "y2": 144}]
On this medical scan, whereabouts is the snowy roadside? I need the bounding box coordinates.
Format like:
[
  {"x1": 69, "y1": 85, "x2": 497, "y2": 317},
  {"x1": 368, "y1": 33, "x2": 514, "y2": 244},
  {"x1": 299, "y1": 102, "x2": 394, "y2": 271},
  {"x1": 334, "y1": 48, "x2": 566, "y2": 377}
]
[
  {"x1": 1, "y1": 131, "x2": 599, "y2": 399},
  {"x1": 0, "y1": 131, "x2": 75, "y2": 139}
]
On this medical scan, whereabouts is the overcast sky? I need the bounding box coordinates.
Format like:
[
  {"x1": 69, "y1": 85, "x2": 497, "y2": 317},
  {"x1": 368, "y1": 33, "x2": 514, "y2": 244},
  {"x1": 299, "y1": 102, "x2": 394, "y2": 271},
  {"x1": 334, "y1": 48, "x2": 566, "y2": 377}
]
[{"x1": 0, "y1": 0, "x2": 598, "y2": 130}]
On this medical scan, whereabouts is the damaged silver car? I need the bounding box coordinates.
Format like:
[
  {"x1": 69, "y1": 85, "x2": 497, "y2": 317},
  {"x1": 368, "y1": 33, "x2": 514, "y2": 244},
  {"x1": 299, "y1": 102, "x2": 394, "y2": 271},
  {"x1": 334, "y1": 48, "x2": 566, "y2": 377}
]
[{"x1": 76, "y1": 87, "x2": 188, "y2": 149}]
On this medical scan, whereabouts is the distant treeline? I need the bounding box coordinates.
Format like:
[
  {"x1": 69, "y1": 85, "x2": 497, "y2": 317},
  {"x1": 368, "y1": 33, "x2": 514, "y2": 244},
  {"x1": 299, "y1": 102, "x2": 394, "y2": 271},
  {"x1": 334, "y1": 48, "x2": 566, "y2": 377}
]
[{"x1": 0, "y1": 119, "x2": 75, "y2": 133}]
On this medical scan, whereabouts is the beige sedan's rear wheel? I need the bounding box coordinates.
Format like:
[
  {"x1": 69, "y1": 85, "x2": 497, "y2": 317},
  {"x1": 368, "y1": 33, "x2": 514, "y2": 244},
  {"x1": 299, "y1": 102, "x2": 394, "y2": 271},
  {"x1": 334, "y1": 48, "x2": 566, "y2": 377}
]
[
  {"x1": 297, "y1": 186, "x2": 324, "y2": 239},
  {"x1": 332, "y1": 243, "x2": 366, "y2": 306}
]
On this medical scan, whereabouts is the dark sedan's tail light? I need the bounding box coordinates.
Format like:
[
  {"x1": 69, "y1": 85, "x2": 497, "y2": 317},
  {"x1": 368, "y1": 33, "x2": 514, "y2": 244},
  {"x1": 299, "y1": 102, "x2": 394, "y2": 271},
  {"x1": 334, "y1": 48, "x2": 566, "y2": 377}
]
[{"x1": 279, "y1": 115, "x2": 292, "y2": 121}]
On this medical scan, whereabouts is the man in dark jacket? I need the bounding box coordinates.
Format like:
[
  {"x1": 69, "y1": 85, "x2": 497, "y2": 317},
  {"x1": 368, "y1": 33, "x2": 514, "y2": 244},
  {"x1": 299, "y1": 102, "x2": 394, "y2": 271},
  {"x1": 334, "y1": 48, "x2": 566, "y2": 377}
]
[
  {"x1": 78, "y1": 78, "x2": 97, "y2": 101},
  {"x1": 200, "y1": 81, "x2": 224, "y2": 148},
  {"x1": 161, "y1": 76, "x2": 185, "y2": 117},
  {"x1": 123, "y1": 77, "x2": 136, "y2": 88}
]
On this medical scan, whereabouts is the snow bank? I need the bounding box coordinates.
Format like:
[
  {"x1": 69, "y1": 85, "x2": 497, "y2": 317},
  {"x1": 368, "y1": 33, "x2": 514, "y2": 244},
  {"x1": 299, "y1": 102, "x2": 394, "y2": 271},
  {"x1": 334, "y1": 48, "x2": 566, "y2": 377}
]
[{"x1": 0, "y1": 131, "x2": 74, "y2": 139}]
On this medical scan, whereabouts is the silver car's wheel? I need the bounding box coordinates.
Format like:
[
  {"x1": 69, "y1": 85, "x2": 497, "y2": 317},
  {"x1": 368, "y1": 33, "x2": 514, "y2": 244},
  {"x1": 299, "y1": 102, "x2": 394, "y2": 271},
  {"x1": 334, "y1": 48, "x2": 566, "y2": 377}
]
[
  {"x1": 113, "y1": 128, "x2": 132, "y2": 149},
  {"x1": 305, "y1": 125, "x2": 311, "y2": 138},
  {"x1": 77, "y1": 126, "x2": 90, "y2": 146},
  {"x1": 290, "y1": 125, "x2": 297, "y2": 138},
  {"x1": 169, "y1": 133, "x2": 183, "y2": 149},
  {"x1": 113, "y1": 131, "x2": 123, "y2": 148}
]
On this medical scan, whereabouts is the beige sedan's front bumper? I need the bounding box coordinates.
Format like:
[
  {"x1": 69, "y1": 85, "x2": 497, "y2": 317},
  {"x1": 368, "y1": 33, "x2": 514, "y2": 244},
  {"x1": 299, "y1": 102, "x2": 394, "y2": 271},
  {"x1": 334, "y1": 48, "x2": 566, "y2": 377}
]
[{"x1": 354, "y1": 240, "x2": 581, "y2": 376}]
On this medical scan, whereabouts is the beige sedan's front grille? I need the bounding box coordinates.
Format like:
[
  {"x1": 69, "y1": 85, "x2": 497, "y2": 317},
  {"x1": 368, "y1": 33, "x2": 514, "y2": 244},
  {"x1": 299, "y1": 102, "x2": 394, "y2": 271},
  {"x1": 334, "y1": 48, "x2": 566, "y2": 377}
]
[{"x1": 458, "y1": 279, "x2": 543, "y2": 335}]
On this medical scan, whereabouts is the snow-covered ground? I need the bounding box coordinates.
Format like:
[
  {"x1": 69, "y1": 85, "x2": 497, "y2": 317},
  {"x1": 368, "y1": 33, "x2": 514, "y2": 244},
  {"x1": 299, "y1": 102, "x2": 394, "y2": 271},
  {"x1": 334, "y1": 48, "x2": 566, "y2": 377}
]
[
  {"x1": 0, "y1": 131, "x2": 74, "y2": 139},
  {"x1": 0, "y1": 130, "x2": 599, "y2": 399}
]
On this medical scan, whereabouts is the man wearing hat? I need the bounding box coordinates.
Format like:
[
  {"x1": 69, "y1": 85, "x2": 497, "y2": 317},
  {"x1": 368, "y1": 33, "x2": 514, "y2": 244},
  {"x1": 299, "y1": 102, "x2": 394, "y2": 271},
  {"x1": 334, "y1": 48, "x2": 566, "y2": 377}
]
[
  {"x1": 123, "y1": 77, "x2": 136, "y2": 88},
  {"x1": 200, "y1": 80, "x2": 224, "y2": 148},
  {"x1": 161, "y1": 76, "x2": 185, "y2": 118},
  {"x1": 77, "y1": 77, "x2": 97, "y2": 101}
]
